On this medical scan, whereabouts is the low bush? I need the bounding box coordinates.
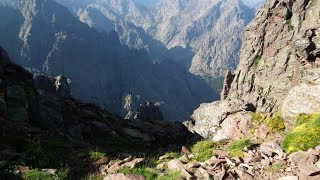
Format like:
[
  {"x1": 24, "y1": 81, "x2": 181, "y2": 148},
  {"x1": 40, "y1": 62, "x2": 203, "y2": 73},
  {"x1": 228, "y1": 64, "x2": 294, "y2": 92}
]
[
  {"x1": 265, "y1": 112, "x2": 285, "y2": 133},
  {"x1": 88, "y1": 150, "x2": 105, "y2": 162}
]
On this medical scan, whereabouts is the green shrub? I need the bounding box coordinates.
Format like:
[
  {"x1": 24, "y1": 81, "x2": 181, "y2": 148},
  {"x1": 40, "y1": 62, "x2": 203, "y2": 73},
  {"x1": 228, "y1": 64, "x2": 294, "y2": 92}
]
[
  {"x1": 88, "y1": 150, "x2": 105, "y2": 162},
  {"x1": 249, "y1": 112, "x2": 267, "y2": 125},
  {"x1": 191, "y1": 140, "x2": 215, "y2": 162},
  {"x1": 228, "y1": 139, "x2": 252, "y2": 158},
  {"x1": 288, "y1": 20, "x2": 294, "y2": 31},
  {"x1": 282, "y1": 114, "x2": 320, "y2": 154},
  {"x1": 249, "y1": 112, "x2": 285, "y2": 133},
  {"x1": 252, "y1": 55, "x2": 262, "y2": 69},
  {"x1": 22, "y1": 169, "x2": 52, "y2": 180},
  {"x1": 265, "y1": 112, "x2": 285, "y2": 133}
]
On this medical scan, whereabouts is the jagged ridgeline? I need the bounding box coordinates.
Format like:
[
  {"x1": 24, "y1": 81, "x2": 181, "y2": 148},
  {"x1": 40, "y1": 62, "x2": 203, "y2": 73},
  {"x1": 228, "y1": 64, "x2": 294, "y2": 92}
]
[{"x1": 0, "y1": 0, "x2": 218, "y2": 121}]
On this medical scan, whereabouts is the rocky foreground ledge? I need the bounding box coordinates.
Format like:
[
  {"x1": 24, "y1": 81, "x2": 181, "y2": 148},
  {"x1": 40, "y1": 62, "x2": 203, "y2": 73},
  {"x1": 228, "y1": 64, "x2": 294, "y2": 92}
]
[{"x1": 99, "y1": 140, "x2": 320, "y2": 180}]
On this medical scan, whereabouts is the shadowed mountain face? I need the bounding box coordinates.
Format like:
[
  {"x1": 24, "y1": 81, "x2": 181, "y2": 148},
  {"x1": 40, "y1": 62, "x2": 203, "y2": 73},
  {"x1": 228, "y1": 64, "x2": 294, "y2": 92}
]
[
  {"x1": 55, "y1": 0, "x2": 255, "y2": 78},
  {"x1": 0, "y1": 0, "x2": 217, "y2": 121}
]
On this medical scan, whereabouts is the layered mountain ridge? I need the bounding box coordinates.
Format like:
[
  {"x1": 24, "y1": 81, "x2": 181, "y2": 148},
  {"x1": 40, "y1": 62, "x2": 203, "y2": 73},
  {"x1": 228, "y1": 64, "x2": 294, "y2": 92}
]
[
  {"x1": 0, "y1": 0, "x2": 217, "y2": 121},
  {"x1": 56, "y1": 0, "x2": 256, "y2": 78}
]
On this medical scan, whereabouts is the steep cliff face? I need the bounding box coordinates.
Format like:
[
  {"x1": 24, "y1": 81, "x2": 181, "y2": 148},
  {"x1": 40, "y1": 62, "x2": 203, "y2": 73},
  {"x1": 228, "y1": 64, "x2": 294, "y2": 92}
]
[
  {"x1": 223, "y1": 0, "x2": 320, "y2": 113},
  {"x1": 0, "y1": 0, "x2": 217, "y2": 121}
]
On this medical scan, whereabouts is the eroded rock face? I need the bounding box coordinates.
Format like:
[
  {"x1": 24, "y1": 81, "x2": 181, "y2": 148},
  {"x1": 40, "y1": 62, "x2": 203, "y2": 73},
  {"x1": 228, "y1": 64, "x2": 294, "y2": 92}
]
[{"x1": 222, "y1": 0, "x2": 320, "y2": 114}]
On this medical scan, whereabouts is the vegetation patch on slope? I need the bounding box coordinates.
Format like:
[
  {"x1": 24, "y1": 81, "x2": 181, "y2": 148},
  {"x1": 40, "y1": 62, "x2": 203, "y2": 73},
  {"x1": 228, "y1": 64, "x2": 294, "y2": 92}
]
[{"x1": 281, "y1": 114, "x2": 320, "y2": 154}]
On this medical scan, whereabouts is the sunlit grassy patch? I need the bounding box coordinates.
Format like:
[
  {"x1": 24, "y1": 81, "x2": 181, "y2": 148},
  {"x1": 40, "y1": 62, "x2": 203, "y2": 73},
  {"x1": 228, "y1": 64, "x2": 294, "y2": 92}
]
[
  {"x1": 228, "y1": 139, "x2": 252, "y2": 158},
  {"x1": 190, "y1": 140, "x2": 215, "y2": 162},
  {"x1": 282, "y1": 114, "x2": 320, "y2": 154},
  {"x1": 157, "y1": 171, "x2": 181, "y2": 180},
  {"x1": 249, "y1": 112, "x2": 285, "y2": 133},
  {"x1": 119, "y1": 167, "x2": 158, "y2": 180},
  {"x1": 295, "y1": 113, "x2": 319, "y2": 127}
]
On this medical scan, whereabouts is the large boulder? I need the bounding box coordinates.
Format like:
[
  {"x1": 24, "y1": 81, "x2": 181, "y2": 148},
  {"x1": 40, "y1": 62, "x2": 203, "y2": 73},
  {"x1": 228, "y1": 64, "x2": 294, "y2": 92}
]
[
  {"x1": 190, "y1": 99, "x2": 254, "y2": 141},
  {"x1": 220, "y1": 112, "x2": 252, "y2": 140},
  {"x1": 282, "y1": 68, "x2": 320, "y2": 119},
  {"x1": 282, "y1": 83, "x2": 320, "y2": 118}
]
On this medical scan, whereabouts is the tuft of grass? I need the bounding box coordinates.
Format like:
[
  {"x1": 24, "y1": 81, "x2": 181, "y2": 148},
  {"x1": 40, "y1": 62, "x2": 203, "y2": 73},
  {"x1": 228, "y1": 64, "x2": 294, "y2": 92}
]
[
  {"x1": 264, "y1": 163, "x2": 283, "y2": 172},
  {"x1": 252, "y1": 55, "x2": 262, "y2": 69},
  {"x1": 119, "y1": 167, "x2": 158, "y2": 180},
  {"x1": 295, "y1": 113, "x2": 319, "y2": 127},
  {"x1": 281, "y1": 114, "x2": 320, "y2": 154},
  {"x1": 287, "y1": 20, "x2": 294, "y2": 31},
  {"x1": 190, "y1": 140, "x2": 215, "y2": 162},
  {"x1": 228, "y1": 139, "x2": 252, "y2": 158},
  {"x1": 55, "y1": 166, "x2": 70, "y2": 180},
  {"x1": 265, "y1": 112, "x2": 285, "y2": 133},
  {"x1": 22, "y1": 169, "x2": 52, "y2": 180},
  {"x1": 88, "y1": 150, "x2": 105, "y2": 162},
  {"x1": 25, "y1": 141, "x2": 51, "y2": 168},
  {"x1": 157, "y1": 171, "x2": 181, "y2": 180}
]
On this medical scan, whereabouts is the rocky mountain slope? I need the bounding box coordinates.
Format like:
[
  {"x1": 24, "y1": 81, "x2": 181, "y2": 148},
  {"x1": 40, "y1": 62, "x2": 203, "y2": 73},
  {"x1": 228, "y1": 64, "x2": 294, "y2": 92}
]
[
  {"x1": 223, "y1": 0, "x2": 320, "y2": 114},
  {"x1": 0, "y1": 46, "x2": 194, "y2": 179},
  {"x1": 0, "y1": 0, "x2": 217, "y2": 121},
  {"x1": 188, "y1": 0, "x2": 320, "y2": 145},
  {"x1": 57, "y1": 0, "x2": 255, "y2": 78}
]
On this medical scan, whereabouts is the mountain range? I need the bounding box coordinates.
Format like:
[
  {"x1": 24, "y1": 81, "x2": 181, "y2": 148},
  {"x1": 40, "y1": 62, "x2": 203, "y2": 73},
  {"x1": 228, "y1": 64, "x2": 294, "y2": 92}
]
[
  {"x1": 56, "y1": 0, "x2": 256, "y2": 78},
  {"x1": 0, "y1": 0, "x2": 217, "y2": 121}
]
